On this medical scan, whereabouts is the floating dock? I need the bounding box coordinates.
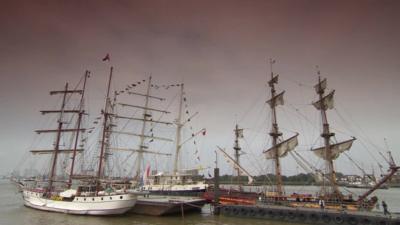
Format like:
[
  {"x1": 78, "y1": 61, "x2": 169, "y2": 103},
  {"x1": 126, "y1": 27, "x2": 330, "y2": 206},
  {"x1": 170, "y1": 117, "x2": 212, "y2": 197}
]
[{"x1": 219, "y1": 204, "x2": 400, "y2": 225}]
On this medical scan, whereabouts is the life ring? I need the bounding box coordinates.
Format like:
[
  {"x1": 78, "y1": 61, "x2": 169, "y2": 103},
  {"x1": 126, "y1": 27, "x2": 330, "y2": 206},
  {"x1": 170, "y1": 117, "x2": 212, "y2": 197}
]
[
  {"x1": 240, "y1": 207, "x2": 248, "y2": 216},
  {"x1": 360, "y1": 218, "x2": 370, "y2": 225},
  {"x1": 309, "y1": 213, "x2": 319, "y2": 221},
  {"x1": 278, "y1": 211, "x2": 285, "y2": 219},
  {"x1": 334, "y1": 215, "x2": 344, "y2": 224},
  {"x1": 297, "y1": 213, "x2": 306, "y2": 221},
  {"x1": 232, "y1": 207, "x2": 239, "y2": 215},
  {"x1": 347, "y1": 216, "x2": 358, "y2": 225},
  {"x1": 377, "y1": 220, "x2": 386, "y2": 225},
  {"x1": 322, "y1": 214, "x2": 331, "y2": 223},
  {"x1": 258, "y1": 209, "x2": 266, "y2": 217},
  {"x1": 288, "y1": 211, "x2": 296, "y2": 220},
  {"x1": 222, "y1": 207, "x2": 230, "y2": 215}
]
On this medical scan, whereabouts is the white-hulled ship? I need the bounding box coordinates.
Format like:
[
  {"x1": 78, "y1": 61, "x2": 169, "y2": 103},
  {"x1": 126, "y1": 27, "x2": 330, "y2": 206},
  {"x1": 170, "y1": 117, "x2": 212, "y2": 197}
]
[
  {"x1": 22, "y1": 187, "x2": 136, "y2": 215},
  {"x1": 21, "y1": 68, "x2": 137, "y2": 215},
  {"x1": 139, "y1": 82, "x2": 208, "y2": 195},
  {"x1": 97, "y1": 74, "x2": 206, "y2": 215}
]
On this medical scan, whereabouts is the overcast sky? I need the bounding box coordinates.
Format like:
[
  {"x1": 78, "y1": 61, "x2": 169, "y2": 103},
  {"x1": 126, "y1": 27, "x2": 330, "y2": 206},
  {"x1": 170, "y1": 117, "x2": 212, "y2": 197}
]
[{"x1": 1, "y1": 0, "x2": 399, "y2": 177}]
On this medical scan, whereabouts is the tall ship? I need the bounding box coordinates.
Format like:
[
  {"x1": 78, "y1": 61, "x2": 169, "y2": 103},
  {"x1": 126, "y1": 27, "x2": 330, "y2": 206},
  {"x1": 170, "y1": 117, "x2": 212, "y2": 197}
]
[
  {"x1": 140, "y1": 81, "x2": 208, "y2": 195},
  {"x1": 21, "y1": 68, "x2": 137, "y2": 215},
  {"x1": 211, "y1": 62, "x2": 399, "y2": 223},
  {"x1": 102, "y1": 75, "x2": 207, "y2": 215}
]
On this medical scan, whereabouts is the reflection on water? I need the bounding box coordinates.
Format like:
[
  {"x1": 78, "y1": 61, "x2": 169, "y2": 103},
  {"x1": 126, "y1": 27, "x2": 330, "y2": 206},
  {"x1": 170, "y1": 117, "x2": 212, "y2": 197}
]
[{"x1": 1, "y1": 181, "x2": 399, "y2": 225}]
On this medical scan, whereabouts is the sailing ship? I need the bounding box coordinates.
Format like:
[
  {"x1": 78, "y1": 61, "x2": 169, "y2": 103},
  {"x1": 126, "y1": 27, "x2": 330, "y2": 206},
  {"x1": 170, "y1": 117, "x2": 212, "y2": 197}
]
[
  {"x1": 140, "y1": 82, "x2": 208, "y2": 195},
  {"x1": 105, "y1": 75, "x2": 206, "y2": 215},
  {"x1": 21, "y1": 69, "x2": 137, "y2": 215},
  {"x1": 203, "y1": 125, "x2": 260, "y2": 205},
  {"x1": 207, "y1": 62, "x2": 399, "y2": 212}
]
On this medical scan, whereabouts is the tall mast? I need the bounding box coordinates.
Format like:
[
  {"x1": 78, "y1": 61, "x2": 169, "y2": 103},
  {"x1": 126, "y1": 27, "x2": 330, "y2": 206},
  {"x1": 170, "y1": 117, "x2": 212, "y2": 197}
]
[
  {"x1": 268, "y1": 66, "x2": 284, "y2": 197},
  {"x1": 315, "y1": 76, "x2": 341, "y2": 198},
  {"x1": 135, "y1": 76, "x2": 152, "y2": 178},
  {"x1": 48, "y1": 83, "x2": 69, "y2": 194},
  {"x1": 68, "y1": 71, "x2": 89, "y2": 188},
  {"x1": 97, "y1": 67, "x2": 113, "y2": 190},
  {"x1": 173, "y1": 83, "x2": 184, "y2": 174},
  {"x1": 233, "y1": 124, "x2": 242, "y2": 184}
]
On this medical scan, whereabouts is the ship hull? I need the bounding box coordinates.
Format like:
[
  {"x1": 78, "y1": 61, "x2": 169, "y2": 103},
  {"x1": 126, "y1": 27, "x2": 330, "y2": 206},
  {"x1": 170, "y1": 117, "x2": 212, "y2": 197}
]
[
  {"x1": 22, "y1": 190, "x2": 137, "y2": 215},
  {"x1": 130, "y1": 195, "x2": 206, "y2": 216}
]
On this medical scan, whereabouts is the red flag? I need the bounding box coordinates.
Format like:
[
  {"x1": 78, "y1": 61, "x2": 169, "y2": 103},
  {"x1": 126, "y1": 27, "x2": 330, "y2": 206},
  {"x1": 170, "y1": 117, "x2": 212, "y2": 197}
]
[{"x1": 102, "y1": 53, "x2": 110, "y2": 61}]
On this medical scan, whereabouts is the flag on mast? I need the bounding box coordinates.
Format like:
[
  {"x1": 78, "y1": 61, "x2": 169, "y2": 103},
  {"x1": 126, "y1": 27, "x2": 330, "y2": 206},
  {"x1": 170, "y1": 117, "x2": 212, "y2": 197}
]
[{"x1": 102, "y1": 53, "x2": 110, "y2": 61}]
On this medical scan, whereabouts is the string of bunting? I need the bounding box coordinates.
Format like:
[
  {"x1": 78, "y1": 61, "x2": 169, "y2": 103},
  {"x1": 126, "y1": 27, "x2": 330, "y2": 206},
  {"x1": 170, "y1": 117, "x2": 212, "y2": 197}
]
[
  {"x1": 151, "y1": 83, "x2": 182, "y2": 90},
  {"x1": 183, "y1": 92, "x2": 206, "y2": 163},
  {"x1": 114, "y1": 79, "x2": 147, "y2": 96}
]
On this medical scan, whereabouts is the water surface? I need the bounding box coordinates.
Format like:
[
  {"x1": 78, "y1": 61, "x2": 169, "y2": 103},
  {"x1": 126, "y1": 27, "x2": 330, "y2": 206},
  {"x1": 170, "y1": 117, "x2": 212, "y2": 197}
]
[{"x1": 1, "y1": 180, "x2": 399, "y2": 225}]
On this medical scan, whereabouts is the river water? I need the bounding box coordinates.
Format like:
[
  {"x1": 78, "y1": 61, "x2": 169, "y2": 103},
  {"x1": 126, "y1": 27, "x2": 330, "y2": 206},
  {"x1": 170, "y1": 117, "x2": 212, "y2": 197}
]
[{"x1": 1, "y1": 180, "x2": 399, "y2": 225}]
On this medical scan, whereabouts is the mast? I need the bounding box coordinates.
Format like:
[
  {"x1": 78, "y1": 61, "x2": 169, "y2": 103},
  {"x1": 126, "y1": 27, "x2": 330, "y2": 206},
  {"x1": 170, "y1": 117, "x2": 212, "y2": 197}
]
[
  {"x1": 68, "y1": 71, "x2": 89, "y2": 188},
  {"x1": 97, "y1": 67, "x2": 113, "y2": 191},
  {"x1": 173, "y1": 83, "x2": 184, "y2": 174},
  {"x1": 268, "y1": 69, "x2": 284, "y2": 197},
  {"x1": 113, "y1": 77, "x2": 172, "y2": 181},
  {"x1": 233, "y1": 124, "x2": 242, "y2": 184},
  {"x1": 47, "y1": 83, "x2": 69, "y2": 194},
  {"x1": 263, "y1": 60, "x2": 299, "y2": 197},
  {"x1": 104, "y1": 91, "x2": 118, "y2": 176},
  {"x1": 315, "y1": 76, "x2": 341, "y2": 198},
  {"x1": 135, "y1": 76, "x2": 152, "y2": 178}
]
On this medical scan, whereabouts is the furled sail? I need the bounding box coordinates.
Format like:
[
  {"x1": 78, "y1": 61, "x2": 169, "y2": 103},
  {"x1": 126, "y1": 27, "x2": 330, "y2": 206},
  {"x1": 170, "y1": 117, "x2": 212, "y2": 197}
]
[
  {"x1": 235, "y1": 128, "x2": 244, "y2": 138},
  {"x1": 217, "y1": 146, "x2": 254, "y2": 184},
  {"x1": 312, "y1": 90, "x2": 335, "y2": 110},
  {"x1": 267, "y1": 91, "x2": 285, "y2": 108},
  {"x1": 314, "y1": 78, "x2": 327, "y2": 93},
  {"x1": 263, "y1": 133, "x2": 299, "y2": 159},
  {"x1": 311, "y1": 138, "x2": 356, "y2": 160},
  {"x1": 268, "y1": 74, "x2": 279, "y2": 86}
]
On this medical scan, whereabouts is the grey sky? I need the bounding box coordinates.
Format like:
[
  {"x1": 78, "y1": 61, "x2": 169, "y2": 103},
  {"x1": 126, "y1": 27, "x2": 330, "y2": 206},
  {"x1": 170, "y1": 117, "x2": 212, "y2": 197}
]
[{"x1": 1, "y1": 0, "x2": 399, "y2": 176}]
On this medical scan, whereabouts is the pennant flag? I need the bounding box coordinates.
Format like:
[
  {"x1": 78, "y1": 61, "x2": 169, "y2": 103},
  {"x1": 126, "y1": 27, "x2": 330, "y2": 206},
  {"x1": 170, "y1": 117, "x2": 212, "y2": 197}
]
[{"x1": 102, "y1": 53, "x2": 110, "y2": 61}]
